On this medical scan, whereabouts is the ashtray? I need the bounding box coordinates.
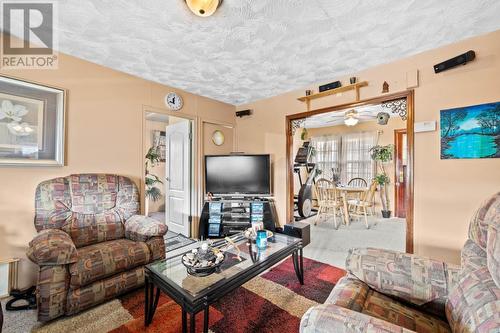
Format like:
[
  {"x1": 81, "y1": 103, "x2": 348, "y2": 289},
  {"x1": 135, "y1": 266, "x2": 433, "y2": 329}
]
[{"x1": 182, "y1": 247, "x2": 225, "y2": 277}]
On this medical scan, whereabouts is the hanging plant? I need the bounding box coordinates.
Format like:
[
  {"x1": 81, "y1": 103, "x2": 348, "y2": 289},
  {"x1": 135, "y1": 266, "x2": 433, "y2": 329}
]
[{"x1": 301, "y1": 128, "x2": 308, "y2": 141}]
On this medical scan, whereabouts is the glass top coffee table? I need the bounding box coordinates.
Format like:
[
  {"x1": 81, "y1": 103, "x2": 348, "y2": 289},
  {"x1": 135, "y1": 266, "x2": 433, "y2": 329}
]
[{"x1": 144, "y1": 233, "x2": 304, "y2": 333}]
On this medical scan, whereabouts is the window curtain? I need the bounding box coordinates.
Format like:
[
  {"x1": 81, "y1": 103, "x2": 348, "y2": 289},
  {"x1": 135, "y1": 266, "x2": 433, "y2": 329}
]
[
  {"x1": 310, "y1": 134, "x2": 341, "y2": 181},
  {"x1": 310, "y1": 131, "x2": 377, "y2": 184},
  {"x1": 340, "y1": 132, "x2": 376, "y2": 184}
]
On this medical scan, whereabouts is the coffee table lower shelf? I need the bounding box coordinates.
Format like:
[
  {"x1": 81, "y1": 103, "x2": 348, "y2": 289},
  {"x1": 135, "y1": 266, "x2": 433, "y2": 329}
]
[{"x1": 144, "y1": 243, "x2": 303, "y2": 333}]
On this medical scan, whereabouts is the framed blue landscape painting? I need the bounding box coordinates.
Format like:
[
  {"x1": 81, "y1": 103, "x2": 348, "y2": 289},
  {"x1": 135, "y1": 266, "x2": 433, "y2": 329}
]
[{"x1": 440, "y1": 102, "x2": 500, "y2": 159}]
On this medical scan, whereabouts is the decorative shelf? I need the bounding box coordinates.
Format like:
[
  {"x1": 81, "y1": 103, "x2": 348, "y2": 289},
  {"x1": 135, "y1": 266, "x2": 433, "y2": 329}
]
[{"x1": 297, "y1": 81, "x2": 368, "y2": 110}]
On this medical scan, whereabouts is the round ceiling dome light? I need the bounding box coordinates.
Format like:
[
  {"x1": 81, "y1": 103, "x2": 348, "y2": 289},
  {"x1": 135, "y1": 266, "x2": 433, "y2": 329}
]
[{"x1": 185, "y1": 0, "x2": 222, "y2": 17}]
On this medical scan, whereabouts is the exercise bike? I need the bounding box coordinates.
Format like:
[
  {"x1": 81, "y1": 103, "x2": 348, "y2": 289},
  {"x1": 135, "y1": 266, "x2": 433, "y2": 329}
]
[{"x1": 293, "y1": 142, "x2": 317, "y2": 220}]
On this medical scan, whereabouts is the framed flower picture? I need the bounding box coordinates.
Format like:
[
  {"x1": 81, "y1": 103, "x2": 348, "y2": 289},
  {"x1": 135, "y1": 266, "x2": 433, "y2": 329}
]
[{"x1": 0, "y1": 75, "x2": 66, "y2": 166}]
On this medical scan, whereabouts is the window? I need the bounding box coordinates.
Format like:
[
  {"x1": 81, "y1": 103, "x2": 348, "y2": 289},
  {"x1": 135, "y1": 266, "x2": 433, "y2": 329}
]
[
  {"x1": 310, "y1": 131, "x2": 376, "y2": 184},
  {"x1": 311, "y1": 135, "x2": 341, "y2": 180},
  {"x1": 341, "y1": 132, "x2": 376, "y2": 184}
]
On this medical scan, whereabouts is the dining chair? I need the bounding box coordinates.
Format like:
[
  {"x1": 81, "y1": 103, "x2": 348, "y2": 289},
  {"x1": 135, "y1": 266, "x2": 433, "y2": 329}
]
[
  {"x1": 347, "y1": 180, "x2": 377, "y2": 228},
  {"x1": 314, "y1": 178, "x2": 343, "y2": 229},
  {"x1": 346, "y1": 177, "x2": 368, "y2": 202},
  {"x1": 347, "y1": 177, "x2": 368, "y2": 187}
]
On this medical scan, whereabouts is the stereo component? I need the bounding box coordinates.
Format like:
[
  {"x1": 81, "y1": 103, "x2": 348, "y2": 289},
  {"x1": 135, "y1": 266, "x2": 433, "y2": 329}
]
[
  {"x1": 236, "y1": 109, "x2": 252, "y2": 118},
  {"x1": 434, "y1": 50, "x2": 475, "y2": 73},
  {"x1": 319, "y1": 80, "x2": 341, "y2": 92}
]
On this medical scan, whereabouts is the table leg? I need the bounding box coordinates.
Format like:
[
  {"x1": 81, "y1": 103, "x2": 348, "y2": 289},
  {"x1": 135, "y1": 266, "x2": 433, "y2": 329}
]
[
  {"x1": 147, "y1": 286, "x2": 160, "y2": 325},
  {"x1": 190, "y1": 311, "x2": 195, "y2": 333},
  {"x1": 342, "y1": 192, "x2": 350, "y2": 226},
  {"x1": 182, "y1": 307, "x2": 187, "y2": 333},
  {"x1": 292, "y1": 250, "x2": 304, "y2": 285},
  {"x1": 144, "y1": 277, "x2": 150, "y2": 327},
  {"x1": 203, "y1": 301, "x2": 209, "y2": 333},
  {"x1": 299, "y1": 247, "x2": 304, "y2": 284}
]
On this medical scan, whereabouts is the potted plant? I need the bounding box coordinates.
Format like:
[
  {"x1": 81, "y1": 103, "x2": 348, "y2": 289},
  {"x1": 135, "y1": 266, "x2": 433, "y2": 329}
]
[
  {"x1": 144, "y1": 146, "x2": 163, "y2": 215},
  {"x1": 370, "y1": 144, "x2": 394, "y2": 218}
]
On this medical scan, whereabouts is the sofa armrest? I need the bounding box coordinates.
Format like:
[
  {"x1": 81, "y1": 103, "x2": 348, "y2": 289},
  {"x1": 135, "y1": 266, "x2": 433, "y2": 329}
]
[
  {"x1": 325, "y1": 274, "x2": 369, "y2": 311},
  {"x1": 346, "y1": 248, "x2": 451, "y2": 306},
  {"x1": 27, "y1": 229, "x2": 78, "y2": 265},
  {"x1": 125, "y1": 215, "x2": 168, "y2": 242},
  {"x1": 300, "y1": 304, "x2": 415, "y2": 333}
]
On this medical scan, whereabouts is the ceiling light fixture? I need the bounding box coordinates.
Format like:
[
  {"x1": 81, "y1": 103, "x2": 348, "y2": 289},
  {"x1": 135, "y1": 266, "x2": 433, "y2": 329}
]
[
  {"x1": 344, "y1": 110, "x2": 359, "y2": 126},
  {"x1": 185, "y1": 0, "x2": 222, "y2": 17}
]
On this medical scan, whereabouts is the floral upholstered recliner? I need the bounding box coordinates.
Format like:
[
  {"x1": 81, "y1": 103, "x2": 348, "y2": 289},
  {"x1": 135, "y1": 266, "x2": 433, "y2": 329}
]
[
  {"x1": 300, "y1": 192, "x2": 500, "y2": 333},
  {"x1": 26, "y1": 174, "x2": 168, "y2": 322}
]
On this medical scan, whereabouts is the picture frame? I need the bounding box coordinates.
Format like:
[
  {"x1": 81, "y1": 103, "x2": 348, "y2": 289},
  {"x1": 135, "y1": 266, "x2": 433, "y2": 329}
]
[
  {"x1": 440, "y1": 101, "x2": 500, "y2": 159},
  {"x1": 0, "y1": 75, "x2": 66, "y2": 166},
  {"x1": 153, "y1": 130, "x2": 166, "y2": 162}
]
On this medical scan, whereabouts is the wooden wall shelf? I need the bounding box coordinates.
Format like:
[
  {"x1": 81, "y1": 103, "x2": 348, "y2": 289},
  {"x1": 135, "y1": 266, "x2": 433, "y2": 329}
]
[{"x1": 297, "y1": 81, "x2": 368, "y2": 110}]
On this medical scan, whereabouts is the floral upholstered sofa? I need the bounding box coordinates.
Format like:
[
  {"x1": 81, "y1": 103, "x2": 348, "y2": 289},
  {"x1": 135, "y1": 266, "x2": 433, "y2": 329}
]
[
  {"x1": 27, "y1": 174, "x2": 168, "y2": 322},
  {"x1": 300, "y1": 192, "x2": 500, "y2": 333}
]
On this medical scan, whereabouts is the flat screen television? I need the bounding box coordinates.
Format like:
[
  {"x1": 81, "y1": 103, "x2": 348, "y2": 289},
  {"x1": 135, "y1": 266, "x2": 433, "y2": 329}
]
[{"x1": 205, "y1": 154, "x2": 271, "y2": 196}]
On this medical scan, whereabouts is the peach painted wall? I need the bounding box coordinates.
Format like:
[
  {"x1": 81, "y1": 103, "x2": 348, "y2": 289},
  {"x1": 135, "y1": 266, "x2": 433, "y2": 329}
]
[
  {"x1": 0, "y1": 48, "x2": 235, "y2": 287},
  {"x1": 236, "y1": 30, "x2": 500, "y2": 264}
]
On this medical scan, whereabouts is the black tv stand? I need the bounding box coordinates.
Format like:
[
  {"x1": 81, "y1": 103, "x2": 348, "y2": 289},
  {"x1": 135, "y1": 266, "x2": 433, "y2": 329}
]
[{"x1": 199, "y1": 197, "x2": 278, "y2": 239}]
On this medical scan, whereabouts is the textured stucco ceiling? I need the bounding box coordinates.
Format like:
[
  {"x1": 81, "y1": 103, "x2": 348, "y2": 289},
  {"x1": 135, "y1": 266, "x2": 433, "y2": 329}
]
[{"x1": 53, "y1": 0, "x2": 500, "y2": 105}]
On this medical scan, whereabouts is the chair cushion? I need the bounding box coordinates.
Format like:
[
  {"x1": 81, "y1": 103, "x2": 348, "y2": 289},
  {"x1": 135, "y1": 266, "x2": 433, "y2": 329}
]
[
  {"x1": 362, "y1": 290, "x2": 451, "y2": 332},
  {"x1": 446, "y1": 266, "x2": 500, "y2": 333},
  {"x1": 69, "y1": 239, "x2": 150, "y2": 287},
  {"x1": 487, "y1": 224, "x2": 500, "y2": 288},
  {"x1": 468, "y1": 192, "x2": 500, "y2": 250},
  {"x1": 461, "y1": 239, "x2": 487, "y2": 274},
  {"x1": 35, "y1": 174, "x2": 140, "y2": 246},
  {"x1": 62, "y1": 211, "x2": 126, "y2": 248},
  {"x1": 125, "y1": 215, "x2": 168, "y2": 242},
  {"x1": 68, "y1": 174, "x2": 119, "y2": 214},
  {"x1": 300, "y1": 304, "x2": 415, "y2": 333},
  {"x1": 346, "y1": 248, "x2": 451, "y2": 306}
]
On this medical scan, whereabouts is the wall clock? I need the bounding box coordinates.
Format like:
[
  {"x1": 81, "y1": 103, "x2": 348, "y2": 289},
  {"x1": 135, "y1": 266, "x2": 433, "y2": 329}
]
[
  {"x1": 165, "y1": 92, "x2": 183, "y2": 111},
  {"x1": 212, "y1": 130, "x2": 225, "y2": 146}
]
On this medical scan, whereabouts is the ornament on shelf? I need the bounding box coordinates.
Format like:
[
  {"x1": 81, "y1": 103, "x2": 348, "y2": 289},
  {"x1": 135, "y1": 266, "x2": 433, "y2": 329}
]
[{"x1": 382, "y1": 81, "x2": 389, "y2": 93}]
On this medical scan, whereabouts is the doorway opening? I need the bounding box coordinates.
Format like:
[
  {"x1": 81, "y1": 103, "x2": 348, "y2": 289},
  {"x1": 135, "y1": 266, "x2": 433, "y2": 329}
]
[
  {"x1": 144, "y1": 112, "x2": 193, "y2": 237},
  {"x1": 286, "y1": 91, "x2": 414, "y2": 268}
]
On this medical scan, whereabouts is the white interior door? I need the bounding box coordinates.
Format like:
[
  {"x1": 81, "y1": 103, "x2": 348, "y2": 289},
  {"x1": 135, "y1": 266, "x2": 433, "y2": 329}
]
[{"x1": 165, "y1": 120, "x2": 191, "y2": 236}]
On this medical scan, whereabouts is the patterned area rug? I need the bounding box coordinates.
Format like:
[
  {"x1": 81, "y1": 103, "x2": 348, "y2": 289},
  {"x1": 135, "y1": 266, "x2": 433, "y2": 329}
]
[{"x1": 32, "y1": 257, "x2": 345, "y2": 333}]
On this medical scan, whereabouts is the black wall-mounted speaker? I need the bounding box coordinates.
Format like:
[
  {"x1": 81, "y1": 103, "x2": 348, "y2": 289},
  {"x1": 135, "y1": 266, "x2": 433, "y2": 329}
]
[
  {"x1": 434, "y1": 50, "x2": 475, "y2": 73},
  {"x1": 236, "y1": 109, "x2": 252, "y2": 118},
  {"x1": 319, "y1": 80, "x2": 341, "y2": 92}
]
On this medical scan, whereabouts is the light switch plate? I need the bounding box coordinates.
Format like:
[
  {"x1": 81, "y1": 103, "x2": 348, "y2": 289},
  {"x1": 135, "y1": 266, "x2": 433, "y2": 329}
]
[{"x1": 415, "y1": 121, "x2": 436, "y2": 133}]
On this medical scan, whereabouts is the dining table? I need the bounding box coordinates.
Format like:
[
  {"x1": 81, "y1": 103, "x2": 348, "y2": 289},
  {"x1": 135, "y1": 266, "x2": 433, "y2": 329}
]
[{"x1": 336, "y1": 185, "x2": 369, "y2": 225}]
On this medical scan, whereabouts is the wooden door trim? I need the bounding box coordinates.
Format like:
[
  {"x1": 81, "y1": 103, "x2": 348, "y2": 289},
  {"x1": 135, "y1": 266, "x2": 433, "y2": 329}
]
[
  {"x1": 285, "y1": 90, "x2": 415, "y2": 253},
  {"x1": 142, "y1": 106, "x2": 199, "y2": 237},
  {"x1": 394, "y1": 128, "x2": 407, "y2": 218}
]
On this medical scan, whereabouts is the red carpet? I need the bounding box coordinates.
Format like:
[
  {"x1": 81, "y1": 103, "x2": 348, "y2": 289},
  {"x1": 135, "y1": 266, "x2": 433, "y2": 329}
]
[{"x1": 111, "y1": 257, "x2": 346, "y2": 333}]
